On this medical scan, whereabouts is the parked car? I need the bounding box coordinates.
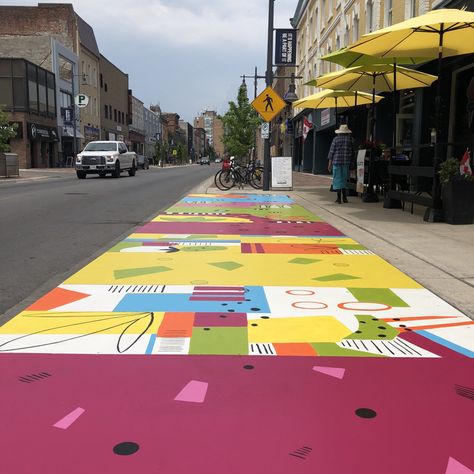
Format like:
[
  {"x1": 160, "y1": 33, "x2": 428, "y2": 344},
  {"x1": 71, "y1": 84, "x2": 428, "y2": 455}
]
[
  {"x1": 75, "y1": 141, "x2": 137, "y2": 179},
  {"x1": 200, "y1": 156, "x2": 210, "y2": 165},
  {"x1": 214, "y1": 157, "x2": 222, "y2": 163},
  {"x1": 137, "y1": 155, "x2": 149, "y2": 170}
]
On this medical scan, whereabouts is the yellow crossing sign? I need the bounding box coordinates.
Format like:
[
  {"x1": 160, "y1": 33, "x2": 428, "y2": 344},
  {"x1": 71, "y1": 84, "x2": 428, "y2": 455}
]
[{"x1": 251, "y1": 86, "x2": 287, "y2": 122}]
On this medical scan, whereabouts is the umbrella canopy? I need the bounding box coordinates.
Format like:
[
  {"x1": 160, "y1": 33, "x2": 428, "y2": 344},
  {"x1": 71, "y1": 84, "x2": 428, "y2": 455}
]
[
  {"x1": 307, "y1": 64, "x2": 438, "y2": 92},
  {"x1": 348, "y1": 8, "x2": 474, "y2": 59},
  {"x1": 320, "y1": 47, "x2": 429, "y2": 68},
  {"x1": 292, "y1": 89, "x2": 384, "y2": 109}
]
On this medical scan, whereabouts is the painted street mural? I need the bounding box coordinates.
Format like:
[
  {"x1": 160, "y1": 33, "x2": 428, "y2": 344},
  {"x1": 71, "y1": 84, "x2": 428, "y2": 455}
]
[{"x1": 0, "y1": 193, "x2": 473, "y2": 473}]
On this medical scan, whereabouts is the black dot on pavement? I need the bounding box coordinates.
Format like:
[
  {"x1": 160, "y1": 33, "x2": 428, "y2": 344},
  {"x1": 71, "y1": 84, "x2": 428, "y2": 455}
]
[
  {"x1": 399, "y1": 325, "x2": 406, "y2": 328},
  {"x1": 113, "y1": 442, "x2": 139, "y2": 456},
  {"x1": 251, "y1": 308, "x2": 261, "y2": 311},
  {"x1": 405, "y1": 328, "x2": 412, "y2": 331},
  {"x1": 378, "y1": 334, "x2": 386, "y2": 338},
  {"x1": 360, "y1": 321, "x2": 366, "y2": 324},
  {"x1": 219, "y1": 315, "x2": 227, "y2": 318},
  {"x1": 261, "y1": 316, "x2": 270, "y2": 319},
  {"x1": 355, "y1": 331, "x2": 362, "y2": 334},
  {"x1": 237, "y1": 302, "x2": 243, "y2": 304},
  {"x1": 245, "y1": 299, "x2": 251, "y2": 301},
  {"x1": 251, "y1": 323, "x2": 258, "y2": 327},
  {"x1": 355, "y1": 408, "x2": 377, "y2": 419},
  {"x1": 372, "y1": 318, "x2": 379, "y2": 321},
  {"x1": 203, "y1": 328, "x2": 210, "y2": 331},
  {"x1": 393, "y1": 318, "x2": 400, "y2": 321},
  {"x1": 227, "y1": 309, "x2": 235, "y2": 313},
  {"x1": 378, "y1": 326, "x2": 386, "y2": 330},
  {"x1": 222, "y1": 303, "x2": 228, "y2": 306},
  {"x1": 243, "y1": 365, "x2": 254, "y2": 370}
]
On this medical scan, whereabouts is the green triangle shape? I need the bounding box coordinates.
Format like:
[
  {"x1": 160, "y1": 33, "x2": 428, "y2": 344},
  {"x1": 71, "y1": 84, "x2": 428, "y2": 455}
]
[
  {"x1": 114, "y1": 266, "x2": 172, "y2": 279},
  {"x1": 313, "y1": 273, "x2": 360, "y2": 282},
  {"x1": 289, "y1": 258, "x2": 321, "y2": 265},
  {"x1": 209, "y1": 261, "x2": 243, "y2": 271}
]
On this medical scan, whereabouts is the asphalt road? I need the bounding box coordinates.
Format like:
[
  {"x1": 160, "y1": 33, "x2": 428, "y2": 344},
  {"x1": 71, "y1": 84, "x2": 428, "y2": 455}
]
[{"x1": 0, "y1": 164, "x2": 215, "y2": 318}]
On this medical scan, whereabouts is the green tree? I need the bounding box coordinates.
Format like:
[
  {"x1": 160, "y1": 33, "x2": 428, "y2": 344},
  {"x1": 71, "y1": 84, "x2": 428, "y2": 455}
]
[
  {"x1": 0, "y1": 105, "x2": 17, "y2": 153},
  {"x1": 222, "y1": 83, "x2": 260, "y2": 160},
  {"x1": 176, "y1": 143, "x2": 185, "y2": 164}
]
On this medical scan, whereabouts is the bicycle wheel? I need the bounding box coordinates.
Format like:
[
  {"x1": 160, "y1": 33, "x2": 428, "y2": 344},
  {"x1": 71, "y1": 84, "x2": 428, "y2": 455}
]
[
  {"x1": 217, "y1": 169, "x2": 235, "y2": 190},
  {"x1": 214, "y1": 169, "x2": 226, "y2": 190},
  {"x1": 249, "y1": 167, "x2": 264, "y2": 189}
]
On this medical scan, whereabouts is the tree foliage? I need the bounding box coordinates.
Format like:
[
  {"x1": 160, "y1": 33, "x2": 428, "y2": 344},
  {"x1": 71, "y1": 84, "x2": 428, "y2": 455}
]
[
  {"x1": 222, "y1": 84, "x2": 260, "y2": 159},
  {"x1": 0, "y1": 106, "x2": 17, "y2": 153}
]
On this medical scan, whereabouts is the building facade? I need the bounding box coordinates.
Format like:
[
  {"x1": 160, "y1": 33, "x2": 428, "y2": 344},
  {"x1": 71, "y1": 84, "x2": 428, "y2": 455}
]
[
  {"x1": 144, "y1": 105, "x2": 162, "y2": 164},
  {"x1": 0, "y1": 58, "x2": 59, "y2": 168},
  {"x1": 99, "y1": 54, "x2": 129, "y2": 143},
  {"x1": 129, "y1": 94, "x2": 145, "y2": 155},
  {"x1": 179, "y1": 120, "x2": 195, "y2": 161},
  {"x1": 0, "y1": 4, "x2": 100, "y2": 156},
  {"x1": 194, "y1": 110, "x2": 225, "y2": 158},
  {"x1": 193, "y1": 127, "x2": 206, "y2": 161}
]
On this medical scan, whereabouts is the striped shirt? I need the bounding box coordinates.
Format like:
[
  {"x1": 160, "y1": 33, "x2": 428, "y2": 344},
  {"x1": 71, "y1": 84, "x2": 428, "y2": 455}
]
[{"x1": 327, "y1": 134, "x2": 354, "y2": 166}]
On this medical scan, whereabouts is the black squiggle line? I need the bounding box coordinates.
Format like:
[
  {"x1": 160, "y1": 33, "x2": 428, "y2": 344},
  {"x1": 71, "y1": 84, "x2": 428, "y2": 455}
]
[{"x1": 116, "y1": 312, "x2": 154, "y2": 353}]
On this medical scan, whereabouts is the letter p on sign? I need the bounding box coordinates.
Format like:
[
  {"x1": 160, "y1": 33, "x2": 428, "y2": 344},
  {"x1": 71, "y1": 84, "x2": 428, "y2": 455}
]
[{"x1": 75, "y1": 93, "x2": 89, "y2": 108}]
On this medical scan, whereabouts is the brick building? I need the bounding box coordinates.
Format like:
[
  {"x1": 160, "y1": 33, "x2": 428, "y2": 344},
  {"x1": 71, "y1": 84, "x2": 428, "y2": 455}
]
[{"x1": 194, "y1": 110, "x2": 225, "y2": 158}]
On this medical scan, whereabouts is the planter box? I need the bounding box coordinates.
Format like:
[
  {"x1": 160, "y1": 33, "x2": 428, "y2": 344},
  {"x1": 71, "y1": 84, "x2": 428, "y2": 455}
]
[{"x1": 442, "y1": 179, "x2": 474, "y2": 225}]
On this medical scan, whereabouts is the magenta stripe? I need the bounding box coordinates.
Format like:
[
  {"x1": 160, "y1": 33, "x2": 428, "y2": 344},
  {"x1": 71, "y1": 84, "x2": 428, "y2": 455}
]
[
  {"x1": 192, "y1": 291, "x2": 245, "y2": 296},
  {"x1": 189, "y1": 297, "x2": 245, "y2": 301},
  {"x1": 53, "y1": 407, "x2": 85, "y2": 430},
  {"x1": 194, "y1": 286, "x2": 245, "y2": 290},
  {"x1": 255, "y1": 243, "x2": 266, "y2": 254}
]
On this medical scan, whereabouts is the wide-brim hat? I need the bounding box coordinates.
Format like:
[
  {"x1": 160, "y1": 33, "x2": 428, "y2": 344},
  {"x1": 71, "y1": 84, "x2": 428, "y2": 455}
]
[{"x1": 335, "y1": 124, "x2": 352, "y2": 134}]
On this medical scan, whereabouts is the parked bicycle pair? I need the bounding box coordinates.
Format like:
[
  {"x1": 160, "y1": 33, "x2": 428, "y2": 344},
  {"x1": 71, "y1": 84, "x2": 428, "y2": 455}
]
[{"x1": 214, "y1": 158, "x2": 263, "y2": 190}]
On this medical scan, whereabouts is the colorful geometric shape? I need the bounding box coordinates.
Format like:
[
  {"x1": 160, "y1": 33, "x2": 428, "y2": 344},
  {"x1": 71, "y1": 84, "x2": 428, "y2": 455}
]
[
  {"x1": 313, "y1": 273, "x2": 360, "y2": 282},
  {"x1": 194, "y1": 313, "x2": 247, "y2": 327},
  {"x1": 273, "y1": 343, "x2": 318, "y2": 356},
  {"x1": 174, "y1": 380, "x2": 208, "y2": 403},
  {"x1": 27, "y1": 288, "x2": 90, "y2": 311},
  {"x1": 348, "y1": 288, "x2": 409, "y2": 307},
  {"x1": 446, "y1": 457, "x2": 474, "y2": 474},
  {"x1": 209, "y1": 261, "x2": 244, "y2": 271},
  {"x1": 114, "y1": 266, "x2": 172, "y2": 279},
  {"x1": 189, "y1": 327, "x2": 248, "y2": 355},
  {"x1": 312, "y1": 365, "x2": 346, "y2": 379},
  {"x1": 53, "y1": 407, "x2": 85, "y2": 429},
  {"x1": 289, "y1": 258, "x2": 321, "y2": 265}
]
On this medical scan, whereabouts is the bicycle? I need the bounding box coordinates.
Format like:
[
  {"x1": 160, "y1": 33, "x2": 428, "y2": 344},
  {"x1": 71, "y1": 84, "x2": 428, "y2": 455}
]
[{"x1": 214, "y1": 158, "x2": 263, "y2": 190}]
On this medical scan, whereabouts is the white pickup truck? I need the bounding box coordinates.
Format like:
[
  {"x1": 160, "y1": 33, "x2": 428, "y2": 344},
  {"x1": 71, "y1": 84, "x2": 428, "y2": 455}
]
[{"x1": 75, "y1": 141, "x2": 137, "y2": 179}]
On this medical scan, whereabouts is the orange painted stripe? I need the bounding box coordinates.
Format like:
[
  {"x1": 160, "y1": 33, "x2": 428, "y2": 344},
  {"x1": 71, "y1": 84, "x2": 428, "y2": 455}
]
[
  {"x1": 273, "y1": 343, "x2": 318, "y2": 356},
  {"x1": 158, "y1": 312, "x2": 194, "y2": 337},
  {"x1": 406, "y1": 321, "x2": 474, "y2": 331}
]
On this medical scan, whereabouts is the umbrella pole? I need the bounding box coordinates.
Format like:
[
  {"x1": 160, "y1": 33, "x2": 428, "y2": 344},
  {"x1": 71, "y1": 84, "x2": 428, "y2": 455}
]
[
  {"x1": 392, "y1": 60, "x2": 397, "y2": 149},
  {"x1": 363, "y1": 75, "x2": 379, "y2": 202},
  {"x1": 424, "y1": 25, "x2": 444, "y2": 222},
  {"x1": 335, "y1": 97, "x2": 338, "y2": 125}
]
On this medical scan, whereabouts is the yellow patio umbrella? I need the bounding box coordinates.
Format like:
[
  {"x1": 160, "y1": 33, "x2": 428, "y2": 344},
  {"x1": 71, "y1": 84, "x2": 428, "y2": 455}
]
[
  {"x1": 292, "y1": 89, "x2": 384, "y2": 112},
  {"x1": 347, "y1": 8, "x2": 474, "y2": 219}
]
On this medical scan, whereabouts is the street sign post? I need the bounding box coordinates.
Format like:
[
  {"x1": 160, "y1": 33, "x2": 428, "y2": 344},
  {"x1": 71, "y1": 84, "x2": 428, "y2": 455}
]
[
  {"x1": 261, "y1": 122, "x2": 270, "y2": 139},
  {"x1": 75, "y1": 94, "x2": 89, "y2": 108},
  {"x1": 251, "y1": 86, "x2": 286, "y2": 122}
]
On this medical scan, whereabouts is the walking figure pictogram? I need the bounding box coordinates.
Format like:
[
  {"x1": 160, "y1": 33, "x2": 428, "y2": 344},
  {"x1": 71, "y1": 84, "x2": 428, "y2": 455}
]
[{"x1": 264, "y1": 94, "x2": 274, "y2": 112}]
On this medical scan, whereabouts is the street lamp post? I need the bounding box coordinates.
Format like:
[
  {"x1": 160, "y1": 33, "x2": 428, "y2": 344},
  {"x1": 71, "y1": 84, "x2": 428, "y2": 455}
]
[{"x1": 263, "y1": 0, "x2": 275, "y2": 191}]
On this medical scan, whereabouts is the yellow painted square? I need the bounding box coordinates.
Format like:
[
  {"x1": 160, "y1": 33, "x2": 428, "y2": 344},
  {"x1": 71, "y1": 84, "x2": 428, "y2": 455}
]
[{"x1": 248, "y1": 316, "x2": 352, "y2": 343}]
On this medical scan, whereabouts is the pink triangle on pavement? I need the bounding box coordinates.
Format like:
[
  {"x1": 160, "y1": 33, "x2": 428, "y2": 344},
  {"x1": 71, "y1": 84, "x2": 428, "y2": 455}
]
[
  {"x1": 446, "y1": 457, "x2": 474, "y2": 474},
  {"x1": 312, "y1": 366, "x2": 345, "y2": 380},
  {"x1": 174, "y1": 380, "x2": 208, "y2": 403}
]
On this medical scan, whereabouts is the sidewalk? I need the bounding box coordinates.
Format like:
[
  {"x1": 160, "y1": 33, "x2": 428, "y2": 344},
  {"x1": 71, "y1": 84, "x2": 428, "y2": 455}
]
[{"x1": 207, "y1": 172, "x2": 474, "y2": 319}]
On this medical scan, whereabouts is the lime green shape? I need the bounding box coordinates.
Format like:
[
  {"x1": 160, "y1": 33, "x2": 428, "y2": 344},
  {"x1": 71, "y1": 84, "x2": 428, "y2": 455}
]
[
  {"x1": 109, "y1": 242, "x2": 142, "y2": 252},
  {"x1": 338, "y1": 244, "x2": 367, "y2": 250},
  {"x1": 114, "y1": 266, "x2": 172, "y2": 279},
  {"x1": 209, "y1": 261, "x2": 243, "y2": 271},
  {"x1": 311, "y1": 342, "x2": 386, "y2": 357},
  {"x1": 189, "y1": 327, "x2": 248, "y2": 355},
  {"x1": 313, "y1": 273, "x2": 360, "y2": 282},
  {"x1": 348, "y1": 288, "x2": 409, "y2": 307},
  {"x1": 344, "y1": 315, "x2": 398, "y2": 340},
  {"x1": 290, "y1": 258, "x2": 321, "y2": 265},
  {"x1": 181, "y1": 246, "x2": 227, "y2": 252}
]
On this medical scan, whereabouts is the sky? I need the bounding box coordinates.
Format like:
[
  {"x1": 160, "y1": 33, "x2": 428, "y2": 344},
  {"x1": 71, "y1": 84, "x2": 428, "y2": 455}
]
[{"x1": 2, "y1": 0, "x2": 297, "y2": 123}]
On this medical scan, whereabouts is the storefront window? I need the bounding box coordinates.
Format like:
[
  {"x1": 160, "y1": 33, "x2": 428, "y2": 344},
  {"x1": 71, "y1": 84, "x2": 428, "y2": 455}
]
[
  {"x1": 0, "y1": 77, "x2": 12, "y2": 107},
  {"x1": 28, "y1": 63, "x2": 38, "y2": 112},
  {"x1": 38, "y1": 68, "x2": 47, "y2": 114},
  {"x1": 47, "y1": 72, "x2": 56, "y2": 116}
]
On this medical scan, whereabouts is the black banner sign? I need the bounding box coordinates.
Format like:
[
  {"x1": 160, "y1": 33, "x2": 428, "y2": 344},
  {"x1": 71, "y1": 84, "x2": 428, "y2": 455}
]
[{"x1": 275, "y1": 29, "x2": 297, "y2": 66}]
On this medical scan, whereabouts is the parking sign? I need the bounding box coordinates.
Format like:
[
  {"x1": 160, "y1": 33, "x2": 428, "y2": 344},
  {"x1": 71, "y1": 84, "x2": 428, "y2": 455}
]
[{"x1": 75, "y1": 94, "x2": 89, "y2": 108}]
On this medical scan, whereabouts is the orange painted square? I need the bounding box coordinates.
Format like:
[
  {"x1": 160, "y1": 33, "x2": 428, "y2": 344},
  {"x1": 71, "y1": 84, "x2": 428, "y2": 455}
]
[
  {"x1": 158, "y1": 312, "x2": 195, "y2": 338},
  {"x1": 273, "y1": 343, "x2": 318, "y2": 356}
]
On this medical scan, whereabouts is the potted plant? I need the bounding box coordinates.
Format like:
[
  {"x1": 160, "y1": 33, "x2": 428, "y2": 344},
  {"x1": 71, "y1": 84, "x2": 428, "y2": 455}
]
[{"x1": 439, "y1": 156, "x2": 474, "y2": 225}]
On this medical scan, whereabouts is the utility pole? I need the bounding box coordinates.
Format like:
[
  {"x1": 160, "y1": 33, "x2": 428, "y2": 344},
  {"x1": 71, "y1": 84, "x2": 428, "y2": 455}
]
[{"x1": 263, "y1": 0, "x2": 274, "y2": 191}]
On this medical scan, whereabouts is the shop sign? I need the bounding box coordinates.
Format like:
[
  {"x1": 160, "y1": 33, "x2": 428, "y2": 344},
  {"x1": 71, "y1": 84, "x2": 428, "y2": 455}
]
[
  {"x1": 271, "y1": 156, "x2": 293, "y2": 189},
  {"x1": 275, "y1": 29, "x2": 297, "y2": 66},
  {"x1": 84, "y1": 125, "x2": 100, "y2": 141},
  {"x1": 321, "y1": 109, "x2": 330, "y2": 126},
  {"x1": 27, "y1": 123, "x2": 59, "y2": 141}
]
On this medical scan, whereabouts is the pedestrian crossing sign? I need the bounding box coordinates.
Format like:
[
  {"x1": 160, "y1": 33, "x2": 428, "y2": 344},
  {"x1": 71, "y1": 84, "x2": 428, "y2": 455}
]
[{"x1": 252, "y1": 86, "x2": 287, "y2": 122}]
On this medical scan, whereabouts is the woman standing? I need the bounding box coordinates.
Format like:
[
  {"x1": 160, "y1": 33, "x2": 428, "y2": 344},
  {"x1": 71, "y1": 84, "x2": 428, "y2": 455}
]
[{"x1": 327, "y1": 124, "x2": 354, "y2": 204}]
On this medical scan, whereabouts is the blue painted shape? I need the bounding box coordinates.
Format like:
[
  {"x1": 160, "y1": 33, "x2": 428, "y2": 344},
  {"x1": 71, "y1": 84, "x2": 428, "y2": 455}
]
[
  {"x1": 182, "y1": 195, "x2": 293, "y2": 204},
  {"x1": 114, "y1": 286, "x2": 269, "y2": 314},
  {"x1": 145, "y1": 334, "x2": 157, "y2": 354},
  {"x1": 417, "y1": 330, "x2": 474, "y2": 358}
]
